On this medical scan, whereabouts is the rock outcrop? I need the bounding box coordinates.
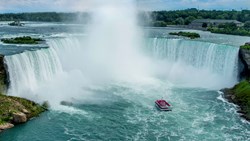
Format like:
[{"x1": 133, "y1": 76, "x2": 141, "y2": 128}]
[
  {"x1": 13, "y1": 112, "x2": 27, "y2": 123},
  {"x1": 60, "y1": 101, "x2": 73, "y2": 106},
  {"x1": 0, "y1": 123, "x2": 14, "y2": 132},
  {"x1": 239, "y1": 48, "x2": 250, "y2": 78},
  {"x1": 0, "y1": 55, "x2": 8, "y2": 93},
  {"x1": 0, "y1": 94, "x2": 46, "y2": 132}
]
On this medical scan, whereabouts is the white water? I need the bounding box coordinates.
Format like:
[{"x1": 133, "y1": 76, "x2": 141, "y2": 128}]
[
  {"x1": 5, "y1": 48, "x2": 62, "y2": 99},
  {"x1": 4, "y1": 36, "x2": 240, "y2": 104},
  {"x1": 147, "y1": 38, "x2": 239, "y2": 89},
  {"x1": 82, "y1": 1, "x2": 153, "y2": 84}
]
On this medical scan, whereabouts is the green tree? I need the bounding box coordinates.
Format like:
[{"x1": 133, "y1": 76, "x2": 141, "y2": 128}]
[
  {"x1": 174, "y1": 17, "x2": 184, "y2": 25},
  {"x1": 218, "y1": 23, "x2": 237, "y2": 30},
  {"x1": 244, "y1": 21, "x2": 250, "y2": 29},
  {"x1": 153, "y1": 21, "x2": 167, "y2": 27},
  {"x1": 184, "y1": 16, "x2": 196, "y2": 25}
]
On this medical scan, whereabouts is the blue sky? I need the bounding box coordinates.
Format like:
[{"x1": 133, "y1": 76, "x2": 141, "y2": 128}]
[{"x1": 0, "y1": 0, "x2": 249, "y2": 13}]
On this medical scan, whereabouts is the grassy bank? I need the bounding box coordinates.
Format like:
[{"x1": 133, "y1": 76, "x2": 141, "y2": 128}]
[
  {"x1": 240, "y1": 44, "x2": 250, "y2": 50},
  {"x1": 223, "y1": 80, "x2": 250, "y2": 121},
  {"x1": 0, "y1": 94, "x2": 46, "y2": 131}
]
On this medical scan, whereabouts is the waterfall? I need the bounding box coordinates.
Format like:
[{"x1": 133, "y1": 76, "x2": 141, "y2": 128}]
[
  {"x1": 4, "y1": 36, "x2": 240, "y2": 101},
  {"x1": 46, "y1": 37, "x2": 84, "y2": 72},
  {"x1": 5, "y1": 47, "x2": 63, "y2": 97},
  {"x1": 146, "y1": 38, "x2": 239, "y2": 88}
]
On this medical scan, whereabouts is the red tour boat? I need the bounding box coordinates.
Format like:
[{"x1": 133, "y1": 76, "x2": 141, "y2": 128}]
[{"x1": 155, "y1": 99, "x2": 172, "y2": 111}]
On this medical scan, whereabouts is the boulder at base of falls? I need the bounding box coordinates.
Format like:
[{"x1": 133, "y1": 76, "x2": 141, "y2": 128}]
[
  {"x1": 12, "y1": 112, "x2": 27, "y2": 123},
  {"x1": 60, "y1": 101, "x2": 73, "y2": 106}
]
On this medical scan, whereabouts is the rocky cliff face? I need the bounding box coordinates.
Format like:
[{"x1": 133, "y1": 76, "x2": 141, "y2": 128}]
[
  {"x1": 239, "y1": 48, "x2": 250, "y2": 79},
  {"x1": 0, "y1": 55, "x2": 8, "y2": 93}
]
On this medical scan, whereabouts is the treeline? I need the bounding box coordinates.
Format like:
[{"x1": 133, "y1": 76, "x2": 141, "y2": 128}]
[
  {"x1": 140, "y1": 8, "x2": 250, "y2": 26},
  {"x1": 0, "y1": 12, "x2": 90, "y2": 23},
  {"x1": 1, "y1": 9, "x2": 250, "y2": 26},
  {"x1": 208, "y1": 22, "x2": 250, "y2": 36}
]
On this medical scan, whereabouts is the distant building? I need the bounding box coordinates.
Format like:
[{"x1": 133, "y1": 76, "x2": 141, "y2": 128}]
[{"x1": 190, "y1": 19, "x2": 244, "y2": 28}]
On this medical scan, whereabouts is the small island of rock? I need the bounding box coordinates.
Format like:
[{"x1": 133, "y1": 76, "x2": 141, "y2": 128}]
[
  {"x1": 1, "y1": 36, "x2": 43, "y2": 44},
  {"x1": 169, "y1": 31, "x2": 200, "y2": 39}
]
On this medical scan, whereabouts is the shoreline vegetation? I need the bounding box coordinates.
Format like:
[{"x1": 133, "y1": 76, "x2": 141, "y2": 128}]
[
  {"x1": 169, "y1": 32, "x2": 200, "y2": 39},
  {"x1": 240, "y1": 43, "x2": 250, "y2": 50},
  {"x1": 207, "y1": 25, "x2": 250, "y2": 37},
  {"x1": 146, "y1": 9, "x2": 250, "y2": 37},
  {"x1": 1, "y1": 36, "x2": 43, "y2": 44},
  {"x1": 222, "y1": 81, "x2": 250, "y2": 121}
]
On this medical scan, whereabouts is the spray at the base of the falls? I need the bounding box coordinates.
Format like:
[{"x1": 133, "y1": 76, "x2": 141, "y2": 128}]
[
  {"x1": 3, "y1": 0, "x2": 240, "y2": 106},
  {"x1": 82, "y1": 1, "x2": 153, "y2": 83}
]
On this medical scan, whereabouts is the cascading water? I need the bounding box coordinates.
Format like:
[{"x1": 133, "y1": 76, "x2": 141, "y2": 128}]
[
  {"x1": 147, "y1": 38, "x2": 239, "y2": 73},
  {"x1": 146, "y1": 38, "x2": 239, "y2": 89},
  {"x1": 4, "y1": 36, "x2": 240, "y2": 101},
  {"x1": 5, "y1": 48, "x2": 63, "y2": 100},
  {"x1": 47, "y1": 36, "x2": 240, "y2": 91}
]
